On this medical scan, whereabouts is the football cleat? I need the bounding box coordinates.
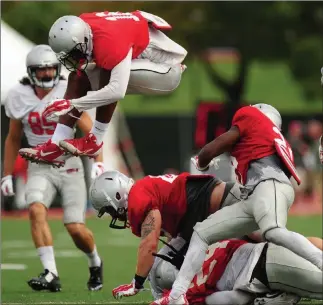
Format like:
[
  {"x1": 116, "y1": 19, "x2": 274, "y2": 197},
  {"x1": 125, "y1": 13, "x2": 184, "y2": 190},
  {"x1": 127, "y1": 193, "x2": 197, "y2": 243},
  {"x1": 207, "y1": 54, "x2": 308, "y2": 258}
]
[
  {"x1": 19, "y1": 140, "x2": 68, "y2": 168},
  {"x1": 151, "y1": 291, "x2": 189, "y2": 305},
  {"x1": 27, "y1": 269, "x2": 61, "y2": 292},
  {"x1": 254, "y1": 292, "x2": 301, "y2": 305},
  {"x1": 59, "y1": 133, "x2": 103, "y2": 158},
  {"x1": 87, "y1": 262, "x2": 103, "y2": 291}
]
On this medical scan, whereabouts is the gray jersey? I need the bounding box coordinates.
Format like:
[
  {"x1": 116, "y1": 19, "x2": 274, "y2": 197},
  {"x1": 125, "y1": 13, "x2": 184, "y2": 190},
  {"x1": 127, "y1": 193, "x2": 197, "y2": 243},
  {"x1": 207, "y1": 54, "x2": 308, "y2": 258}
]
[
  {"x1": 4, "y1": 80, "x2": 68, "y2": 146},
  {"x1": 245, "y1": 155, "x2": 291, "y2": 190}
]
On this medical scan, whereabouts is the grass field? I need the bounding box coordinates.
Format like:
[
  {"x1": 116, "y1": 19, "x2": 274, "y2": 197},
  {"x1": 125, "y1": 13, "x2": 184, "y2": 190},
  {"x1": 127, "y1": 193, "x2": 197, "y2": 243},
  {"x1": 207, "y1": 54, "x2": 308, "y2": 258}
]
[{"x1": 1, "y1": 215, "x2": 322, "y2": 305}]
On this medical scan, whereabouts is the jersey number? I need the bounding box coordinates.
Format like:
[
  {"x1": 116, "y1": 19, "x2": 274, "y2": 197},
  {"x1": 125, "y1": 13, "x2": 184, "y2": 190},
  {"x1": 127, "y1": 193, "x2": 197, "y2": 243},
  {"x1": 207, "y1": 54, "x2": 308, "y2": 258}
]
[
  {"x1": 96, "y1": 12, "x2": 140, "y2": 21},
  {"x1": 148, "y1": 174, "x2": 178, "y2": 183},
  {"x1": 273, "y1": 127, "x2": 294, "y2": 162},
  {"x1": 28, "y1": 112, "x2": 56, "y2": 135}
]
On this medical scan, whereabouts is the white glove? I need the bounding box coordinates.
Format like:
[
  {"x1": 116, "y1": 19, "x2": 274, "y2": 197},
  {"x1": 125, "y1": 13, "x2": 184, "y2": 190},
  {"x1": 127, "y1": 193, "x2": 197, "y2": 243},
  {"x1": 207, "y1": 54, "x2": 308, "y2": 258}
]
[
  {"x1": 319, "y1": 135, "x2": 323, "y2": 165},
  {"x1": 91, "y1": 162, "x2": 106, "y2": 180},
  {"x1": 112, "y1": 279, "x2": 146, "y2": 300},
  {"x1": 1, "y1": 175, "x2": 15, "y2": 196},
  {"x1": 191, "y1": 155, "x2": 220, "y2": 172}
]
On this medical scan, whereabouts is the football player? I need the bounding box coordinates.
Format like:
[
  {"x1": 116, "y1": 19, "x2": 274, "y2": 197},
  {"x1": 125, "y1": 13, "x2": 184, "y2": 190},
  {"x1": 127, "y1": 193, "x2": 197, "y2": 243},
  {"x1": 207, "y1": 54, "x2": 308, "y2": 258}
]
[
  {"x1": 1, "y1": 45, "x2": 104, "y2": 292},
  {"x1": 89, "y1": 169, "x2": 242, "y2": 300},
  {"x1": 19, "y1": 10, "x2": 187, "y2": 167},
  {"x1": 149, "y1": 237, "x2": 323, "y2": 305},
  {"x1": 155, "y1": 104, "x2": 323, "y2": 305}
]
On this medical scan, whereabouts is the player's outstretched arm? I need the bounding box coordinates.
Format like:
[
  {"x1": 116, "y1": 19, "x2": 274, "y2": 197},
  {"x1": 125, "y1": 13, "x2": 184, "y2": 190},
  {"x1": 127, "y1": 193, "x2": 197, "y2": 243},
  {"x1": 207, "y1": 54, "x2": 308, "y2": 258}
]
[
  {"x1": 136, "y1": 209, "x2": 162, "y2": 278},
  {"x1": 198, "y1": 126, "x2": 240, "y2": 168}
]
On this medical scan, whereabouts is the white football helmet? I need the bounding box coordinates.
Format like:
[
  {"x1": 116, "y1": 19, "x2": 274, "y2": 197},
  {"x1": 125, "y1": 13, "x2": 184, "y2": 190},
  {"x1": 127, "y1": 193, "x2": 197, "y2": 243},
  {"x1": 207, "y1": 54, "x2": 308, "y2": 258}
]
[
  {"x1": 89, "y1": 170, "x2": 134, "y2": 229},
  {"x1": 26, "y1": 44, "x2": 61, "y2": 89},
  {"x1": 253, "y1": 103, "x2": 282, "y2": 130},
  {"x1": 48, "y1": 15, "x2": 93, "y2": 71},
  {"x1": 154, "y1": 260, "x2": 178, "y2": 291}
]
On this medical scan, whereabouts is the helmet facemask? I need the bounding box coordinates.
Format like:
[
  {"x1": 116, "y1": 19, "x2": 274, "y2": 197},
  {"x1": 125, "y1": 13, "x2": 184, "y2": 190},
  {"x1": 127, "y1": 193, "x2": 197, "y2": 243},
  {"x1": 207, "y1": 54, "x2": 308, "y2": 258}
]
[
  {"x1": 57, "y1": 41, "x2": 89, "y2": 72},
  {"x1": 27, "y1": 64, "x2": 61, "y2": 90}
]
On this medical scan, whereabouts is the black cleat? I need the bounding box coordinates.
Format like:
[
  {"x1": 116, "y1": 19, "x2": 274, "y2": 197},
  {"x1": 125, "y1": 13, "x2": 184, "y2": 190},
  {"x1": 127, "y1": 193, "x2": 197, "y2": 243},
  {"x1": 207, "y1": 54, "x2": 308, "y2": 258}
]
[
  {"x1": 27, "y1": 269, "x2": 61, "y2": 292},
  {"x1": 87, "y1": 262, "x2": 103, "y2": 291}
]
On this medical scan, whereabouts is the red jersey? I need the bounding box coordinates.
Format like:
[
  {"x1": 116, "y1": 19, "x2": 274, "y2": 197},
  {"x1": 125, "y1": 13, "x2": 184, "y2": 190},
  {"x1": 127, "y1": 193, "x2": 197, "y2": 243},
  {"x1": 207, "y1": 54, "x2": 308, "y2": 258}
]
[
  {"x1": 231, "y1": 106, "x2": 299, "y2": 185},
  {"x1": 187, "y1": 239, "x2": 247, "y2": 305},
  {"x1": 79, "y1": 11, "x2": 149, "y2": 70},
  {"x1": 128, "y1": 173, "x2": 190, "y2": 238}
]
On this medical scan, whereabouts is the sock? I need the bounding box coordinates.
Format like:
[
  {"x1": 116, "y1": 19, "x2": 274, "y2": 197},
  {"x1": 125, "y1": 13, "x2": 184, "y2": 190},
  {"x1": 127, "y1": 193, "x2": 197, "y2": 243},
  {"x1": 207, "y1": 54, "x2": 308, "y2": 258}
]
[
  {"x1": 37, "y1": 246, "x2": 58, "y2": 276},
  {"x1": 170, "y1": 232, "x2": 208, "y2": 299},
  {"x1": 265, "y1": 228, "x2": 323, "y2": 270},
  {"x1": 51, "y1": 123, "x2": 74, "y2": 145},
  {"x1": 86, "y1": 246, "x2": 102, "y2": 268},
  {"x1": 90, "y1": 121, "x2": 109, "y2": 144}
]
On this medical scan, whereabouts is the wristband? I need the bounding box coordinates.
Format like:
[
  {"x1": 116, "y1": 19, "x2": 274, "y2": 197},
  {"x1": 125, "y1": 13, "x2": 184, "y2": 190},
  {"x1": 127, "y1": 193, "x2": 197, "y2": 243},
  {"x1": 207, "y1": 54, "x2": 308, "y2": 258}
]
[{"x1": 134, "y1": 274, "x2": 146, "y2": 288}]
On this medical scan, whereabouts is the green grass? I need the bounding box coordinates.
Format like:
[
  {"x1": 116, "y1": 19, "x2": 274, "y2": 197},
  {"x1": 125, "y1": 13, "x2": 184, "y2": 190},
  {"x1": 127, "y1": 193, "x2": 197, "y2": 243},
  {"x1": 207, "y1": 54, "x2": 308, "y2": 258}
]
[{"x1": 1, "y1": 215, "x2": 322, "y2": 304}]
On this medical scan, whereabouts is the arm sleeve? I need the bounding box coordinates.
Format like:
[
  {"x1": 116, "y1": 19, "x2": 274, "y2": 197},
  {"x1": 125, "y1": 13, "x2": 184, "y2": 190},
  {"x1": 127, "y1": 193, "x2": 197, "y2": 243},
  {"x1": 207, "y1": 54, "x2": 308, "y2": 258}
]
[
  {"x1": 206, "y1": 290, "x2": 254, "y2": 305},
  {"x1": 70, "y1": 48, "x2": 132, "y2": 111}
]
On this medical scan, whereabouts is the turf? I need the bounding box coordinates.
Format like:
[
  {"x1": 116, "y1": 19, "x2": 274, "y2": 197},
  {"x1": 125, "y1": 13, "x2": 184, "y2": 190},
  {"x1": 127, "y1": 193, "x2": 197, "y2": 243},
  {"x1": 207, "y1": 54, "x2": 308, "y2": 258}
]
[{"x1": 1, "y1": 215, "x2": 322, "y2": 304}]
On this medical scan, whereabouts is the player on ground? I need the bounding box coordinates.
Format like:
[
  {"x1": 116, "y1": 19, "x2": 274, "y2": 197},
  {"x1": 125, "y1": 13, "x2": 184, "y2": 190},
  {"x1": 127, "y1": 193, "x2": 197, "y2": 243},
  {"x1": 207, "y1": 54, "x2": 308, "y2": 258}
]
[
  {"x1": 1, "y1": 45, "x2": 104, "y2": 292},
  {"x1": 154, "y1": 103, "x2": 323, "y2": 305},
  {"x1": 19, "y1": 10, "x2": 187, "y2": 167},
  {"x1": 149, "y1": 238, "x2": 323, "y2": 305},
  {"x1": 89, "y1": 168, "x2": 241, "y2": 299}
]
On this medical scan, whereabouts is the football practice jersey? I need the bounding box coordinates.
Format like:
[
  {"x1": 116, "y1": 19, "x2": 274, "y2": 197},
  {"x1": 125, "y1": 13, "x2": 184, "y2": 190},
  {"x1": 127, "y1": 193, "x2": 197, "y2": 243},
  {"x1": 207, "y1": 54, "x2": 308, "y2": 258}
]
[
  {"x1": 187, "y1": 239, "x2": 247, "y2": 304},
  {"x1": 231, "y1": 106, "x2": 298, "y2": 186},
  {"x1": 79, "y1": 11, "x2": 150, "y2": 70},
  {"x1": 128, "y1": 173, "x2": 193, "y2": 238},
  {"x1": 5, "y1": 81, "x2": 67, "y2": 147}
]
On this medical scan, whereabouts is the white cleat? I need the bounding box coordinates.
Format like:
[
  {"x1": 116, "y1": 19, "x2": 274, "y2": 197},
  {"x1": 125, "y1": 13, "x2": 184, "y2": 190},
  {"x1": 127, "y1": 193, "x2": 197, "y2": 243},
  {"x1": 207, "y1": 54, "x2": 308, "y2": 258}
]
[
  {"x1": 254, "y1": 292, "x2": 301, "y2": 305},
  {"x1": 151, "y1": 293, "x2": 188, "y2": 305}
]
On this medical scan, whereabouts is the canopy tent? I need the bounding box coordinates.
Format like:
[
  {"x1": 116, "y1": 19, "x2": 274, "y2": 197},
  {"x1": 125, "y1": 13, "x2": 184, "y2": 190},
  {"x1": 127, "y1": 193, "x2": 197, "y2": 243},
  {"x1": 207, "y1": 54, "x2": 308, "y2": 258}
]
[{"x1": 0, "y1": 20, "x2": 69, "y2": 103}]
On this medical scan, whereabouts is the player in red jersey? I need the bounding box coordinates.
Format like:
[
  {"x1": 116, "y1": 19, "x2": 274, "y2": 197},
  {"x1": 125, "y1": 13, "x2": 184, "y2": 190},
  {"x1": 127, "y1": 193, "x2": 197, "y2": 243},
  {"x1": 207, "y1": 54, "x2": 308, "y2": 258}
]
[
  {"x1": 155, "y1": 104, "x2": 323, "y2": 305},
  {"x1": 149, "y1": 238, "x2": 323, "y2": 305},
  {"x1": 19, "y1": 11, "x2": 187, "y2": 166},
  {"x1": 88, "y1": 169, "x2": 242, "y2": 301}
]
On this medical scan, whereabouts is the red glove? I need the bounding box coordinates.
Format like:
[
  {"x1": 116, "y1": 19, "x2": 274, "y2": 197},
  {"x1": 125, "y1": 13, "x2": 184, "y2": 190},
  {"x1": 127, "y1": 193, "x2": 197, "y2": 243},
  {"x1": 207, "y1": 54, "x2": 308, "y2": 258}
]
[
  {"x1": 112, "y1": 280, "x2": 145, "y2": 300},
  {"x1": 43, "y1": 99, "x2": 73, "y2": 120}
]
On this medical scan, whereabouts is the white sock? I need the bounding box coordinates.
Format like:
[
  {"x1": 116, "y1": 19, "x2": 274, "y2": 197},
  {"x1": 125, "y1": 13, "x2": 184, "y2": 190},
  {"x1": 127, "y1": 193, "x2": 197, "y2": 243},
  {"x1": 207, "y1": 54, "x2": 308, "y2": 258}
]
[
  {"x1": 170, "y1": 232, "x2": 208, "y2": 299},
  {"x1": 51, "y1": 124, "x2": 74, "y2": 145},
  {"x1": 86, "y1": 246, "x2": 101, "y2": 268},
  {"x1": 37, "y1": 246, "x2": 58, "y2": 276},
  {"x1": 90, "y1": 121, "x2": 109, "y2": 144}
]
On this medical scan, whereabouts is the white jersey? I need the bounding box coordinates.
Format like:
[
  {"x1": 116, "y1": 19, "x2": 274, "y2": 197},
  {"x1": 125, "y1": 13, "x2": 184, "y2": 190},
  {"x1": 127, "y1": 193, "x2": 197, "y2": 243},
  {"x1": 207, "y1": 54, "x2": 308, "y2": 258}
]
[{"x1": 5, "y1": 81, "x2": 67, "y2": 147}]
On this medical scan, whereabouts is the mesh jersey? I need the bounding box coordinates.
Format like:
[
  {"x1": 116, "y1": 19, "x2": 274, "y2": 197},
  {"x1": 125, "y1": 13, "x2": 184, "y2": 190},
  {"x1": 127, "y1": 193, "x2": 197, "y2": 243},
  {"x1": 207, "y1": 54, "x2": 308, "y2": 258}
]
[
  {"x1": 128, "y1": 173, "x2": 216, "y2": 238},
  {"x1": 187, "y1": 239, "x2": 247, "y2": 304},
  {"x1": 79, "y1": 11, "x2": 149, "y2": 70},
  {"x1": 4, "y1": 81, "x2": 67, "y2": 147},
  {"x1": 231, "y1": 106, "x2": 297, "y2": 185}
]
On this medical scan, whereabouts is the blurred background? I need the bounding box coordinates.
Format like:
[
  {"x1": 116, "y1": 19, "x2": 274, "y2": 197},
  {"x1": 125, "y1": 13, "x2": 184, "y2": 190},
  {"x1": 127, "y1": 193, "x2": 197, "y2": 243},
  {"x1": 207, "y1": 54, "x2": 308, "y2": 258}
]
[{"x1": 1, "y1": 2, "x2": 322, "y2": 303}]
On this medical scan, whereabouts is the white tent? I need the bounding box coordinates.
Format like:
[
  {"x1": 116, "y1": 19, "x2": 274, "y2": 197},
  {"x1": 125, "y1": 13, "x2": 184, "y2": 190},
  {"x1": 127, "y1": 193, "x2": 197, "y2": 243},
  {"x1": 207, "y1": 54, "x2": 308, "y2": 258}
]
[{"x1": 1, "y1": 20, "x2": 69, "y2": 103}]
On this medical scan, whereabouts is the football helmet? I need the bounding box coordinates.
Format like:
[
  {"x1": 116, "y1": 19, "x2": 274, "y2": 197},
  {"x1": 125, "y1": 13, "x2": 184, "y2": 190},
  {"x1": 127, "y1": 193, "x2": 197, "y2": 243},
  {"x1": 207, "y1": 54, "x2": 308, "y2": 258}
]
[
  {"x1": 253, "y1": 103, "x2": 282, "y2": 130},
  {"x1": 48, "y1": 15, "x2": 93, "y2": 72},
  {"x1": 89, "y1": 170, "x2": 134, "y2": 229},
  {"x1": 154, "y1": 260, "x2": 178, "y2": 291},
  {"x1": 26, "y1": 44, "x2": 61, "y2": 89}
]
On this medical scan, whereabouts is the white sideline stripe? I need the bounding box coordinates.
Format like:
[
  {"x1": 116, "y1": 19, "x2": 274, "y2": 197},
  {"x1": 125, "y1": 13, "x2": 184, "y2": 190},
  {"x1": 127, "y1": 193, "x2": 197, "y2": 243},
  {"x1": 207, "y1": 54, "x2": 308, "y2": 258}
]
[{"x1": 1, "y1": 264, "x2": 27, "y2": 270}]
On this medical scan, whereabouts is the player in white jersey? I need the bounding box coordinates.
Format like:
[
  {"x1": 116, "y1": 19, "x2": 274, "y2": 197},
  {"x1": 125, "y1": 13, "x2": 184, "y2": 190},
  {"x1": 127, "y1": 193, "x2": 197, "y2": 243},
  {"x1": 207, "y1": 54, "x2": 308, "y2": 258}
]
[
  {"x1": 19, "y1": 11, "x2": 187, "y2": 167},
  {"x1": 149, "y1": 237, "x2": 323, "y2": 305},
  {"x1": 1, "y1": 45, "x2": 104, "y2": 292}
]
